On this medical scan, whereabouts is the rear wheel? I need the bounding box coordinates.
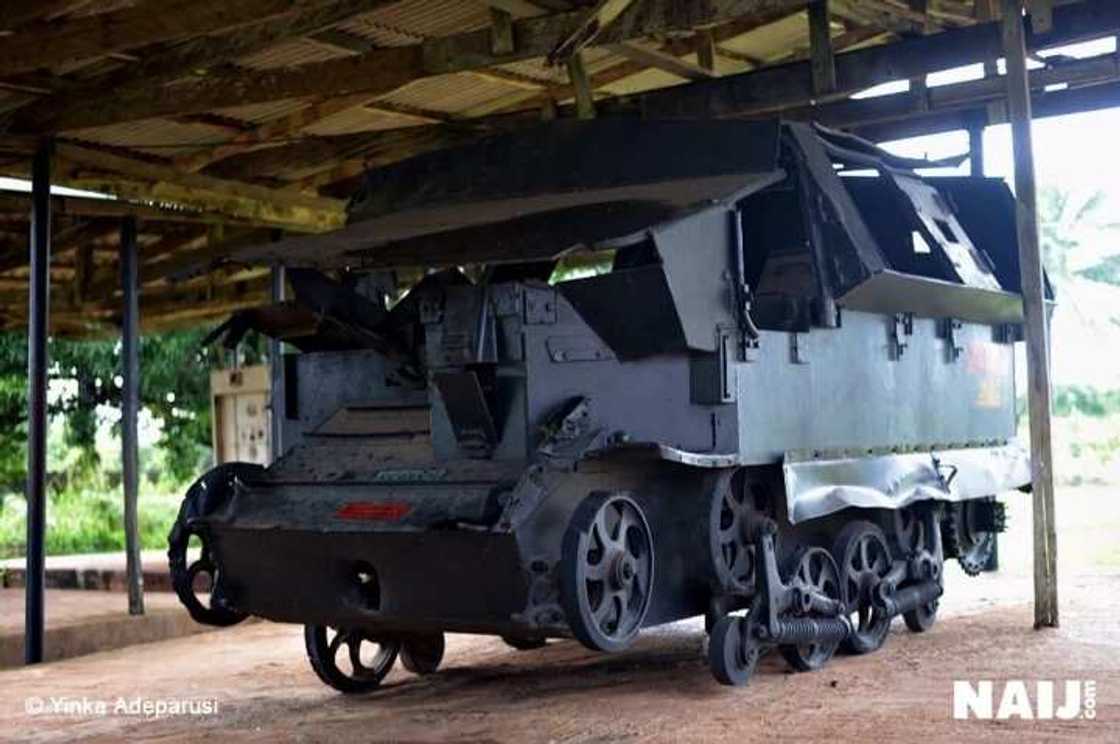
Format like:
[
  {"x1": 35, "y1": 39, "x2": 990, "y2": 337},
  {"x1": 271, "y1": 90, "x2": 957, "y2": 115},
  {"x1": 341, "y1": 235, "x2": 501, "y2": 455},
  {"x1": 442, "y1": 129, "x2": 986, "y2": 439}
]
[
  {"x1": 778, "y1": 547, "x2": 843, "y2": 672},
  {"x1": 560, "y1": 492, "x2": 655, "y2": 653},
  {"x1": 304, "y1": 625, "x2": 399, "y2": 694},
  {"x1": 903, "y1": 598, "x2": 939, "y2": 632},
  {"x1": 709, "y1": 615, "x2": 760, "y2": 686},
  {"x1": 833, "y1": 521, "x2": 893, "y2": 654},
  {"x1": 168, "y1": 463, "x2": 261, "y2": 627},
  {"x1": 400, "y1": 632, "x2": 445, "y2": 675},
  {"x1": 898, "y1": 507, "x2": 942, "y2": 633}
]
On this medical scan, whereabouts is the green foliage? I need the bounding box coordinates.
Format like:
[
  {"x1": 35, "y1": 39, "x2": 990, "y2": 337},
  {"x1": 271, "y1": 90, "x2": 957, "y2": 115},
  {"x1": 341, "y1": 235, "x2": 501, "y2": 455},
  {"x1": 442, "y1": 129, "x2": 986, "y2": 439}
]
[
  {"x1": 0, "y1": 324, "x2": 275, "y2": 558},
  {"x1": 1079, "y1": 255, "x2": 1120, "y2": 285},
  {"x1": 1052, "y1": 385, "x2": 1120, "y2": 418},
  {"x1": 0, "y1": 489, "x2": 180, "y2": 559},
  {"x1": 1038, "y1": 185, "x2": 1120, "y2": 287},
  {"x1": 0, "y1": 326, "x2": 269, "y2": 490}
]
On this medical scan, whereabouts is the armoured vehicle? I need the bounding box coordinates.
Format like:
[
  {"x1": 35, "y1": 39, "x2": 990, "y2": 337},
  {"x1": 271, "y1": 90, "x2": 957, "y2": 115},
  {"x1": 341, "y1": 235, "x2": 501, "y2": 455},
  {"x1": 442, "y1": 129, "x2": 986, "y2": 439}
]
[{"x1": 170, "y1": 120, "x2": 1040, "y2": 690}]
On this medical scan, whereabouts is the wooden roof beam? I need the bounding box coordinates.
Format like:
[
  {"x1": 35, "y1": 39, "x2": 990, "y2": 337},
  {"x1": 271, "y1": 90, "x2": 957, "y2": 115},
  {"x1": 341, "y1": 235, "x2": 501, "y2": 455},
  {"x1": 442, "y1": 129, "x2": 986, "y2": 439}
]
[
  {"x1": 549, "y1": 0, "x2": 640, "y2": 64},
  {"x1": 607, "y1": 41, "x2": 719, "y2": 81},
  {"x1": 0, "y1": 0, "x2": 314, "y2": 77},
  {"x1": 5, "y1": 1, "x2": 402, "y2": 120},
  {"x1": 829, "y1": 0, "x2": 934, "y2": 35},
  {"x1": 53, "y1": 141, "x2": 346, "y2": 232},
  {"x1": 792, "y1": 47, "x2": 1120, "y2": 131},
  {"x1": 599, "y1": 0, "x2": 1120, "y2": 118},
  {"x1": 20, "y1": 0, "x2": 812, "y2": 133},
  {"x1": 0, "y1": 1, "x2": 91, "y2": 32}
]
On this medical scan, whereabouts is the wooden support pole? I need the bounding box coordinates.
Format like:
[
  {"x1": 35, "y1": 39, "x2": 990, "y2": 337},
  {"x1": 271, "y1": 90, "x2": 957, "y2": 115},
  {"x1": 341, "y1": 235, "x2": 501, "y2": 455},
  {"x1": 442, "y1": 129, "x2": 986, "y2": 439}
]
[
  {"x1": 968, "y1": 116, "x2": 986, "y2": 177},
  {"x1": 908, "y1": 0, "x2": 932, "y2": 34},
  {"x1": 490, "y1": 8, "x2": 516, "y2": 56},
  {"x1": 1002, "y1": 0, "x2": 1059, "y2": 628},
  {"x1": 119, "y1": 216, "x2": 144, "y2": 616},
  {"x1": 697, "y1": 29, "x2": 717, "y2": 73},
  {"x1": 808, "y1": 0, "x2": 836, "y2": 96},
  {"x1": 567, "y1": 52, "x2": 596, "y2": 119},
  {"x1": 1029, "y1": 0, "x2": 1054, "y2": 33},
  {"x1": 24, "y1": 140, "x2": 51, "y2": 665}
]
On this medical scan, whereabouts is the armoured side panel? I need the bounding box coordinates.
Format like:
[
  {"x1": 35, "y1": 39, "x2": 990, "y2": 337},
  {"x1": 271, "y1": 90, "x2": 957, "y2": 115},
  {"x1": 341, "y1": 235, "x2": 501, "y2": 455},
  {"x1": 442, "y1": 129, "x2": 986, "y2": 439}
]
[
  {"x1": 279, "y1": 349, "x2": 428, "y2": 452},
  {"x1": 735, "y1": 310, "x2": 1015, "y2": 462},
  {"x1": 523, "y1": 292, "x2": 740, "y2": 455}
]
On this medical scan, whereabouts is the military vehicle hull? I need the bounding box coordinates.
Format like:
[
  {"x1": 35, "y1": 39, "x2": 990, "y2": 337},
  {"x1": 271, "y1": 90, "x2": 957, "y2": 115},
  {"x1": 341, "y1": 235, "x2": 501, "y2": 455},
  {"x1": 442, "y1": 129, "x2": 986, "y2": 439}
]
[{"x1": 172, "y1": 121, "x2": 1038, "y2": 690}]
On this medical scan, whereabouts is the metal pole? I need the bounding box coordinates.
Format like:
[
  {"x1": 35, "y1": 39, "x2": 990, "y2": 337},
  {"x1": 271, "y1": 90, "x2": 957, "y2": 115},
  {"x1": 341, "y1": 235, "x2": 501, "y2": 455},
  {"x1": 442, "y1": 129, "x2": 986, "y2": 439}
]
[
  {"x1": 269, "y1": 261, "x2": 286, "y2": 462},
  {"x1": 1002, "y1": 0, "x2": 1058, "y2": 628},
  {"x1": 968, "y1": 117, "x2": 986, "y2": 178},
  {"x1": 24, "y1": 141, "x2": 52, "y2": 665},
  {"x1": 967, "y1": 117, "x2": 1001, "y2": 573},
  {"x1": 120, "y1": 216, "x2": 145, "y2": 615}
]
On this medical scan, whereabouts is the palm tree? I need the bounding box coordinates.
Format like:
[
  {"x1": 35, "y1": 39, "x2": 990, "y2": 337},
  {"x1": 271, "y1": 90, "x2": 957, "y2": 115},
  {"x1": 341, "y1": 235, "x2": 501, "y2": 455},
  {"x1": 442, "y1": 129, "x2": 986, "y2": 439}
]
[{"x1": 1037, "y1": 185, "x2": 1120, "y2": 286}]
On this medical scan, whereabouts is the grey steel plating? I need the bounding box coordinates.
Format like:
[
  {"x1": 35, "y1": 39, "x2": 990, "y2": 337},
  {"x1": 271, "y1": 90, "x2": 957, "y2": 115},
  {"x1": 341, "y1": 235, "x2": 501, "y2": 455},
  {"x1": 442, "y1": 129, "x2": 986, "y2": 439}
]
[{"x1": 170, "y1": 120, "x2": 1041, "y2": 691}]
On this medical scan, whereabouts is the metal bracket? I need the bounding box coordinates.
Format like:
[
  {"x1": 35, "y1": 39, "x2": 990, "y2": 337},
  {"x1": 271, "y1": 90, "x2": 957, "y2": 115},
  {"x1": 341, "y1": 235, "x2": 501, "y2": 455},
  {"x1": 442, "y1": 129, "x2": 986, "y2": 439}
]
[
  {"x1": 523, "y1": 286, "x2": 557, "y2": 325},
  {"x1": 743, "y1": 336, "x2": 760, "y2": 363},
  {"x1": 491, "y1": 283, "x2": 522, "y2": 317},
  {"x1": 418, "y1": 290, "x2": 445, "y2": 324},
  {"x1": 789, "y1": 332, "x2": 808, "y2": 364},
  {"x1": 692, "y1": 326, "x2": 738, "y2": 404},
  {"x1": 546, "y1": 336, "x2": 614, "y2": 363},
  {"x1": 938, "y1": 318, "x2": 963, "y2": 362},
  {"x1": 994, "y1": 322, "x2": 1023, "y2": 344},
  {"x1": 890, "y1": 312, "x2": 914, "y2": 361}
]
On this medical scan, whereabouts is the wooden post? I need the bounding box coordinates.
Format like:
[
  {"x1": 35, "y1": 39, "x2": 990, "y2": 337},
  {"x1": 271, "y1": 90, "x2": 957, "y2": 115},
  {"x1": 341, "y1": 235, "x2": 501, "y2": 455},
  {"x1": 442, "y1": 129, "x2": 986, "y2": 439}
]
[
  {"x1": 490, "y1": 8, "x2": 515, "y2": 56},
  {"x1": 968, "y1": 115, "x2": 986, "y2": 177},
  {"x1": 808, "y1": 1, "x2": 836, "y2": 96},
  {"x1": 1001, "y1": 0, "x2": 1059, "y2": 628},
  {"x1": 1029, "y1": 0, "x2": 1054, "y2": 33},
  {"x1": 24, "y1": 140, "x2": 52, "y2": 665},
  {"x1": 907, "y1": 0, "x2": 931, "y2": 34},
  {"x1": 696, "y1": 29, "x2": 716, "y2": 73},
  {"x1": 119, "y1": 216, "x2": 145, "y2": 616},
  {"x1": 567, "y1": 52, "x2": 596, "y2": 119}
]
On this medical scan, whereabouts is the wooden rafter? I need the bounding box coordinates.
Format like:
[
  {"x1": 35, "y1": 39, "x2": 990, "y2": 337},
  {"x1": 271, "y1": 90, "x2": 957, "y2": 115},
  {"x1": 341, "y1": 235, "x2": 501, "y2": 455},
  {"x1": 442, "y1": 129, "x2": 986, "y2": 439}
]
[
  {"x1": 16, "y1": 0, "x2": 812, "y2": 133},
  {"x1": 549, "y1": 0, "x2": 640, "y2": 64},
  {"x1": 0, "y1": 2, "x2": 80, "y2": 31},
  {"x1": 0, "y1": 0, "x2": 306, "y2": 77},
  {"x1": 607, "y1": 42, "x2": 719, "y2": 81},
  {"x1": 830, "y1": 0, "x2": 935, "y2": 34}
]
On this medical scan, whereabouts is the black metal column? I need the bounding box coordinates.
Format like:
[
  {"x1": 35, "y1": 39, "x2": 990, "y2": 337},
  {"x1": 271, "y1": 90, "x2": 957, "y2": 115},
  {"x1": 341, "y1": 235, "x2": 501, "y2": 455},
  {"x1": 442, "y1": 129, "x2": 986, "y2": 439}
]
[
  {"x1": 24, "y1": 142, "x2": 52, "y2": 665},
  {"x1": 968, "y1": 118, "x2": 986, "y2": 178},
  {"x1": 120, "y1": 217, "x2": 145, "y2": 615},
  {"x1": 269, "y1": 260, "x2": 285, "y2": 463}
]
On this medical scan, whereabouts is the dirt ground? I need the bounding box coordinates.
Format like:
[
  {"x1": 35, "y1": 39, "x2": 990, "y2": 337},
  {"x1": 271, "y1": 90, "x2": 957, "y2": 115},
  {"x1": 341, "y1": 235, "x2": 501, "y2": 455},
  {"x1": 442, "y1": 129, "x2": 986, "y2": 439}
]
[{"x1": 2, "y1": 486, "x2": 1117, "y2": 743}]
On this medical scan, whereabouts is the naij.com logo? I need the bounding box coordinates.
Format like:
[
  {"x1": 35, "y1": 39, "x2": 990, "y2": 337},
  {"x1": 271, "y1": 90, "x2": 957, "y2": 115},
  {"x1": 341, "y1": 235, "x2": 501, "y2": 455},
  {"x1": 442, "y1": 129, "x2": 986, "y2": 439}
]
[{"x1": 953, "y1": 680, "x2": 1097, "y2": 720}]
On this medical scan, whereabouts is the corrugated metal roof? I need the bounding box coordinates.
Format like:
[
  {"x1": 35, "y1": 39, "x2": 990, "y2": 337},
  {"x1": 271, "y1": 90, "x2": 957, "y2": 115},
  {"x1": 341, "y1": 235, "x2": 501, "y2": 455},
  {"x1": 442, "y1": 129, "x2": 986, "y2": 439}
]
[
  {"x1": 0, "y1": 0, "x2": 993, "y2": 334},
  {"x1": 720, "y1": 12, "x2": 812, "y2": 63},
  {"x1": 339, "y1": 0, "x2": 491, "y2": 45},
  {"x1": 68, "y1": 119, "x2": 232, "y2": 157},
  {"x1": 237, "y1": 38, "x2": 354, "y2": 71},
  {"x1": 302, "y1": 106, "x2": 429, "y2": 137},
  {"x1": 378, "y1": 72, "x2": 521, "y2": 114},
  {"x1": 213, "y1": 99, "x2": 312, "y2": 125}
]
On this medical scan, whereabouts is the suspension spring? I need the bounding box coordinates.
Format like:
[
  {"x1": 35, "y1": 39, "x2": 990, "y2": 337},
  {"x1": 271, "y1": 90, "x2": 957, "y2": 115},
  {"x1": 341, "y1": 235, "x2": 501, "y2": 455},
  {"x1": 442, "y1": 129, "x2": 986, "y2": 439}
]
[{"x1": 767, "y1": 615, "x2": 851, "y2": 645}]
